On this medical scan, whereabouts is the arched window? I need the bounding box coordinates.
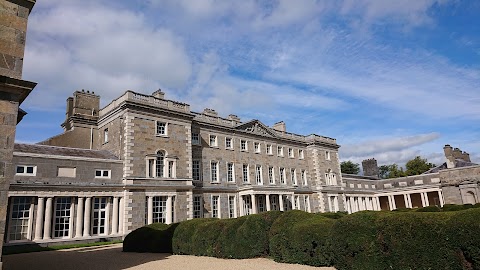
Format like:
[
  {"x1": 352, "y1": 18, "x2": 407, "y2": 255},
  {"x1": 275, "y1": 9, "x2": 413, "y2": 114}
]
[{"x1": 156, "y1": 151, "x2": 165, "y2": 178}]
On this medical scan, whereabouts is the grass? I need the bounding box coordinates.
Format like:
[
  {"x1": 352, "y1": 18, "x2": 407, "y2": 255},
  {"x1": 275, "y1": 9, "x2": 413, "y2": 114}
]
[{"x1": 3, "y1": 240, "x2": 123, "y2": 255}]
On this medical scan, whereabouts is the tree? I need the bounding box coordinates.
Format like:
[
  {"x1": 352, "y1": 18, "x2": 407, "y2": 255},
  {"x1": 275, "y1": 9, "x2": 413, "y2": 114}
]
[
  {"x1": 379, "y1": 164, "x2": 407, "y2": 179},
  {"x1": 341, "y1": 161, "x2": 360, "y2": 174},
  {"x1": 405, "y1": 156, "x2": 436, "y2": 176}
]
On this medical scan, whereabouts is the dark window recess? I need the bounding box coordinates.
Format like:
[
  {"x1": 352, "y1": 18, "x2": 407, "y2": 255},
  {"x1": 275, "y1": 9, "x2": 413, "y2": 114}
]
[
  {"x1": 26, "y1": 167, "x2": 34, "y2": 174},
  {"x1": 17, "y1": 167, "x2": 24, "y2": 173},
  {"x1": 95, "y1": 171, "x2": 102, "y2": 177},
  {"x1": 103, "y1": 171, "x2": 109, "y2": 177}
]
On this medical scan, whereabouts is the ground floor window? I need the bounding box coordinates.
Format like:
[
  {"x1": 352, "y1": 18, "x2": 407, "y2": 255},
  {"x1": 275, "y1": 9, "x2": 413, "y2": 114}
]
[
  {"x1": 193, "y1": 196, "x2": 203, "y2": 218},
  {"x1": 8, "y1": 197, "x2": 32, "y2": 241},
  {"x1": 54, "y1": 197, "x2": 72, "y2": 238},
  {"x1": 228, "y1": 196, "x2": 236, "y2": 218},
  {"x1": 153, "y1": 196, "x2": 167, "y2": 223},
  {"x1": 211, "y1": 196, "x2": 220, "y2": 218},
  {"x1": 270, "y1": 195, "x2": 279, "y2": 211},
  {"x1": 257, "y1": 195, "x2": 266, "y2": 212},
  {"x1": 92, "y1": 197, "x2": 108, "y2": 235},
  {"x1": 243, "y1": 195, "x2": 252, "y2": 215}
]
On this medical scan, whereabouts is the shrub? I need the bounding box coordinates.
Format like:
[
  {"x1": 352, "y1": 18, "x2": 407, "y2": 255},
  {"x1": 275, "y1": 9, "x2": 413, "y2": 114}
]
[
  {"x1": 270, "y1": 210, "x2": 335, "y2": 267},
  {"x1": 123, "y1": 222, "x2": 178, "y2": 253},
  {"x1": 442, "y1": 204, "x2": 475, "y2": 212},
  {"x1": 172, "y1": 218, "x2": 221, "y2": 256},
  {"x1": 415, "y1": 205, "x2": 441, "y2": 212},
  {"x1": 446, "y1": 208, "x2": 480, "y2": 269}
]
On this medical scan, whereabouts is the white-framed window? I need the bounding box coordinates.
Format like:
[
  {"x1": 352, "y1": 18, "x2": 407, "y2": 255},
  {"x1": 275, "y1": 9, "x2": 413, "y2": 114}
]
[
  {"x1": 168, "y1": 161, "x2": 175, "y2": 178},
  {"x1": 104, "y1": 128, "x2": 109, "y2": 143},
  {"x1": 147, "y1": 150, "x2": 176, "y2": 178},
  {"x1": 57, "y1": 167, "x2": 76, "y2": 178},
  {"x1": 304, "y1": 195, "x2": 311, "y2": 212},
  {"x1": 192, "y1": 133, "x2": 200, "y2": 145},
  {"x1": 156, "y1": 121, "x2": 167, "y2": 136},
  {"x1": 211, "y1": 195, "x2": 220, "y2": 218},
  {"x1": 54, "y1": 197, "x2": 72, "y2": 238},
  {"x1": 328, "y1": 196, "x2": 338, "y2": 213},
  {"x1": 192, "y1": 160, "x2": 201, "y2": 180},
  {"x1": 211, "y1": 161, "x2": 219, "y2": 182},
  {"x1": 95, "y1": 169, "x2": 111, "y2": 179},
  {"x1": 156, "y1": 151, "x2": 165, "y2": 177},
  {"x1": 152, "y1": 196, "x2": 167, "y2": 223},
  {"x1": 254, "y1": 142, "x2": 260, "y2": 153},
  {"x1": 268, "y1": 167, "x2": 274, "y2": 184},
  {"x1": 325, "y1": 169, "x2": 337, "y2": 185},
  {"x1": 228, "y1": 196, "x2": 236, "y2": 218},
  {"x1": 277, "y1": 146, "x2": 284, "y2": 156},
  {"x1": 243, "y1": 164, "x2": 249, "y2": 183},
  {"x1": 293, "y1": 195, "x2": 300, "y2": 210},
  {"x1": 299, "y1": 149, "x2": 304, "y2": 159},
  {"x1": 288, "y1": 148, "x2": 294, "y2": 158},
  {"x1": 241, "y1": 140, "x2": 248, "y2": 151},
  {"x1": 243, "y1": 195, "x2": 252, "y2": 215},
  {"x1": 258, "y1": 195, "x2": 266, "y2": 212},
  {"x1": 279, "y1": 167, "x2": 286, "y2": 184},
  {"x1": 227, "y1": 162, "x2": 235, "y2": 182},
  {"x1": 8, "y1": 197, "x2": 32, "y2": 241},
  {"x1": 301, "y1": 170, "x2": 307, "y2": 186},
  {"x1": 209, "y1": 135, "x2": 218, "y2": 147},
  {"x1": 225, "y1": 137, "x2": 233, "y2": 149},
  {"x1": 193, "y1": 195, "x2": 203, "y2": 218},
  {"x1": 91, "y1": 197, "x2": 108, "y2": 235},
  {"x1": 271, "y1": 195, "x2": 279, "y2": 211},
  {"x1": 15, "y1": 165, "x2": 36, "y2": 176},
  {"x1": 325, "y1": 151, "x2": 331, "y2": 160},
  {"x1": 291, "y1": 169, "x2": 297, "y2": 186},
  {"x1": 255, "y1": 165, "x2": 263, "y2": 185},
  {"x1": 266, "y1": 144, "x2": 273, "y2": 155}
]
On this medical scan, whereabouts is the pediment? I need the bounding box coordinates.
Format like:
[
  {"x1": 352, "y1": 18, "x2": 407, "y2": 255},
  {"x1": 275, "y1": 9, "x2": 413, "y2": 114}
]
[{"x1": 236, "y1": 120, "x2": 277, "y2": 138}]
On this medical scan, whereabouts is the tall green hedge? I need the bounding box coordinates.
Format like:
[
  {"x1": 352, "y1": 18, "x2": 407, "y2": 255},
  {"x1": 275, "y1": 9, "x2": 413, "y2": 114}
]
[
  {"x1": 269, "y1": 210, "x2": 336, "y2": 266},
  {"x1": 123, "y1": 222, "x2": 178, "y2": 253}
]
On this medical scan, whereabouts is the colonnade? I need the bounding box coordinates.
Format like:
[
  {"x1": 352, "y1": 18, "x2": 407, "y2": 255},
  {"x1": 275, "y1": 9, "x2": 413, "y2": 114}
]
[{"x1": 239, "y1": 193, "x2": 311, "y2": 216}]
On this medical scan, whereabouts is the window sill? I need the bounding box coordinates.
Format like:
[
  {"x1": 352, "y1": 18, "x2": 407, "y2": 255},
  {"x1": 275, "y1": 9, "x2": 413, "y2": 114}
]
[
  {"x1": 241, "y1": 150, "x2": 248, "y2": 152},
  {"x1": 210, "y1": 146, "x2": 219, "y2": 149},
  {"x1": 156, "y1": 134, "x2": 169, "y2": 138},
  {"x1": 225, "y1": 148, "x2": 234, "y2": 151},
  {"x1": 254, "y1": 151, "x2": 261, "y2": 154},
  {"x1": 210, "y1": 181, "x2": 221, "y2": 184}
]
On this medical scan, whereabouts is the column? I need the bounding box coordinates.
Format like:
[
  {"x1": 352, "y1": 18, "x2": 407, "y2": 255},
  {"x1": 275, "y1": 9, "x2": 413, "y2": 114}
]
[
  {"x1": 166, "y1": 196, "x2": 172, "y2": 224},
  {"x1": 34, "y1": 197, "x2": 45, "y2": 240},
  {"x1": 43, "y1": 197, "x2": 53, "y2": 240},
  {"x1": 403, "y1": 194, "x2": 410, "y2": 209},
  {"x1": 75, "y1": 197, "x2": 84, "y2": 238},
  {"x1": 239, "y1": 196, "x2": 244, "y2": 216},
  {"x1": 291, "y1": 195, "x2": 296, "y2": 210},
  {"x1": 83, "y1": 197, "x2": 91, "y2": 237},
  {"x1": 438, "y1": 190, "x2": 445, "y2": 207},
  {"x1": 118, "y1": 196, "x2": 124, "y2": 234},
  {"x1": 279, "y1": 195, "x2": 284, "y2": 211},
  {"x1": 349, "y1": 197, "x2": 356, "y2": 213},
  {"x1": 69, "y1": 199, "x2": 75, "y2": 238},
  {"x1": 406, "y1": 194, "x2": 413, "y2": 208},
  {"x1": 147, "y1": 196, "x2": 153, "y2": 225},
  {"x1": 327, "y1": 196, "x2": 333, "y2": 212},
  {"x1": 375, "y1": 197, "x2": 381, "y2": 210},
  {"x1": 251, "y1": 194, "x2": 257, "y2": 214},
  {"x1": 421, "y1": 192, "x2": 429, "y2": 207},
  {"x1": 111, "y1": 197, "x2": 119, "y2": 235},
  {"x1": 306, "y1": 196, "x2": 311, "y2": 213},
  {"x1": 346, "y1": 197, "x2": 351, "y2": 214},
  {"x1": 359, "y1": 197, "x2": 365, "y2": 211},
  {"x1": 333, "y1": 196, "x2": 338, "y2": 212},
  {"x1": 266, "y1": 194, "x2": 271, "y2": 211},
  {"x1": 105, "y1": 197, "x2": 111, "y2": 235}
]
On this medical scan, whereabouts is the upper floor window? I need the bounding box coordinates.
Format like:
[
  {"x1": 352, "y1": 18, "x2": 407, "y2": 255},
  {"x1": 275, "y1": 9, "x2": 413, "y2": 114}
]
[
  {"x1": 16, "y1": 165, "x2": 36, "y2": 176},
  {"x1": 325, "y1": 169, "x2": 337, "y2": 185},
  {"x1": 211, "y1": 161, "x2": 219, "y2": 182},
  {"x1": 209, "y1": 135, "x2": 218, "y2": 147},
  {"x1": 268, "y1": 166, "x2": 274, "y2": 184},
  {"x1": 95, "y1": 169, "x2": 111, "y2": 179},
  {"x1": 255, "y1": 165, "x2": 263, "y2": 185},
  {"x1": 156, "y1": 151, "x2": 165, "y2": 177},
  {"x1": 192, "y1": 133, "x2": 200, "y2": 145},
  {"x1": 243, "y1": 164, "x2": 249, "y2": 183},
  {"x1": 277, "y1": 146, "x2": 284, "y2": 157},
  {"x1": 301, "y1": 170, "x2": 307, "y2": 185},
  {"x1": 156, "y1": 121, "x2": 167, "y2": 136},
  {"x1": 227, "y1": 162, "x2": 235, "y2": 182},
  {"x1": 225, "y1": 137, "x2": 233, "y2": 149},
  {"x1": 288, "y1": 148, "x2": 294, "y2": 158},
  {"x1": 146, "y1": 150, "x2": 176, "y2": 178},
  {"x1": 103, "y1": 128, "x2": 109, "y2": 143},
  {"x1": 291, "y1": 169, "x2": 297, "y2": 186},
  {"x1": 299, "y1": 149, "x2": 304, "y2": 159},
  {"x1": 254, "y1": 142, "x2": 260, "y2": 153},
  {"x1": 325, "y1": 151, "x2": 331, "y2": 160},
  {"x1": 192, "y1": 160, "x2": 201, "y2": 180},
  {"x1": 279, "y1": 167, "x2": 286, "y2": 184},
  {"x1": 266, "y1": 144, "x2": 273, "y2": 155},
  {"x1": 241, "y1": 140, "x2": 248, "y2": 151}
]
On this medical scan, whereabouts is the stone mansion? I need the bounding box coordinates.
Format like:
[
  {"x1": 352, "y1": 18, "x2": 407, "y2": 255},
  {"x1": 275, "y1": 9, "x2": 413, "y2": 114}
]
[{"x1": 6, "y1": 89, "x2": 479, "y2": 247}]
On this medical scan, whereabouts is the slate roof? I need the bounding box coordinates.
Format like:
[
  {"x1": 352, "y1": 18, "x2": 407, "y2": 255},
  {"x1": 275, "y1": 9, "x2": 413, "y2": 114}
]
[
  {"x1": 423, "y1": 159, "x2": 478, "y2": 174},
  {"x1": 14, "y1": 143, "x2": 119, "y2": 160}
]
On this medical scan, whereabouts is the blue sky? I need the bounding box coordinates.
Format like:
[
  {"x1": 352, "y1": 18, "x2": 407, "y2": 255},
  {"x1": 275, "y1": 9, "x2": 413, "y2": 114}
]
[{"x1": 16, "y1": 0, "x2": 480, "y2": 167}]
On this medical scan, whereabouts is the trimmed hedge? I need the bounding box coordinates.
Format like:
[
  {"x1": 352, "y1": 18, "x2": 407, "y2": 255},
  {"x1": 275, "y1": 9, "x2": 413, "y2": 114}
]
[
  {"x1": 123, "y1": 222, "x2": 178, "y2": 253},
  {"x1": 269, "y1": 210, "x2": 336, "y2": 266}
]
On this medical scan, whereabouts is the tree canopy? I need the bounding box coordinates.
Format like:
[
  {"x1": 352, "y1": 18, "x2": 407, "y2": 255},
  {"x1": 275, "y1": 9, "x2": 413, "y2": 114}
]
[
  {"x1": 379, "y1": 156, "x2": 436, "y2": 179},
  {"x1": 340, "y1": 161, "x2": 360, "y2": 174}
]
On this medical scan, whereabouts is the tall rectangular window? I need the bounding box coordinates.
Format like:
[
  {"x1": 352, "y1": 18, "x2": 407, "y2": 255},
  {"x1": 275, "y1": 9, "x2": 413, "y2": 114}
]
[
  {"x1": 92, "y1": 197, "x2": 107, "y2": 235},
  {"x1": 225, "y1": 137, "x2": 233, "y2": 149},
  {"x1": 255, "y1": 165, "x2": 263, "y2": 185},
  {"x1": 241, "y1": 140, "x2": 247, "y2": 151},
  {"x1": 212, "y1": 196, "x2": 220, "y2": 218},
  {"x1": 277, "y1": 146, "x2": 284, "y2": 156},
  {"x1": 243, "y1": 164, "x2": 249, "y2": 183},
  {"x1": 156, "y1": 121, "x2": 167, "y2": 136},
  {"x1": 54, "y1": 197, "x2": 72, "y2": 238},
  {"x1": 280, "y1": 168, "x2": 286, "y2": 184},
  {"x1": 268, "y1": 167, "x2": 274, "y2": 184},
  {"x1": 8, "y1": 197, "x2": 31, "y2": 241},
  {"x1": 299, "y1": 149, "x2": 304, "y2": 159},
  {"x1": 243, "y1": 195, "x2": 251, "y2": 215},
  {"x1": 193, "y1": 196, "x2": 203, "y2": 218},
  {"x1": 302, "y1": 170, "x2": 307, "y2": 185},
  {"x1": 209, "y1": 135, "x2": 218, "y2": 147},
  {"x1": 192, "y1": 160, "x2": 201, "y2": 180},
  {"x1": 227, "y1": 162, "x2": 234, "y2": 182},
  {"x1": 104, "y1": 128, "x2": 109, "y2": 143},
  {"x1": 211, "y1": 161, "x2": 219, "y2": 182},
  {"x1": 228, "y1": 196, "x2": 235, "y2": 218},
  {"x1": 153, "y1": 196, "x2": 167, "y2": 223},
  {"x1": 192, "y1": 133, "x2": 200, "y2": 145},
  {"x1": 288, "y1": 148, "x2": 294, "y2": 158},
  {"x1": 266, "y1": 144, "x2": 272, "y2": 155},
  {"x1": 291, "y1": 169, "x2": 297, "y2": 186},
  {"x1": 254, "y1": 142, "x2": 260, "y2": 153},
  {"x1": 325, "y1": 151, "x2": 331, "y2": 160},
  {"x1": 168, "y1": 161, "x2": 174, "y2": 178}
]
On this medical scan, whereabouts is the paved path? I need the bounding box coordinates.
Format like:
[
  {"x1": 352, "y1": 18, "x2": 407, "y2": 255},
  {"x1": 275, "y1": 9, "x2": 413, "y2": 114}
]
[{"x1": 4, "y1": 244, "x2": 334, "y2": 270}]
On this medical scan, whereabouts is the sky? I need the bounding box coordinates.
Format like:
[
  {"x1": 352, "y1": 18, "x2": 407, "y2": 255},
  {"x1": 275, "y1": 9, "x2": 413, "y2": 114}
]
[{"x1": 16, "y1": 0, "x2": 480, "y2": 169}]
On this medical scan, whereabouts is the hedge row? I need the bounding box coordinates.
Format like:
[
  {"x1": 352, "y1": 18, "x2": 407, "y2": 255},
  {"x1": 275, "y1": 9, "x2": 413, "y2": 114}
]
[{"x1": 124, "y1": 207, "x2": 480, "y2": 270}]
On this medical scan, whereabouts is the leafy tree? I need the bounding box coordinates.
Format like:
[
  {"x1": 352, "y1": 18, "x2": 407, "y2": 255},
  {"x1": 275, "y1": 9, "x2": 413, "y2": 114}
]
[
  {"x1": 405, "y1": 156, "x2": 436, "y2": 176},
  {"x1": 379, "y1": 164, "x2": 407, "y2": 179},
  {"x1": 341, "y1": 161, "x2": 360, "y2": 174}
]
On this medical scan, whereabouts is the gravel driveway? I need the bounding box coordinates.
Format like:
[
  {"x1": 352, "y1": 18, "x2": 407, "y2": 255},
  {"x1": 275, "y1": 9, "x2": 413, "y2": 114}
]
[{"x1": 3, "y1": 244, "x2": 335, "y2": 270}]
